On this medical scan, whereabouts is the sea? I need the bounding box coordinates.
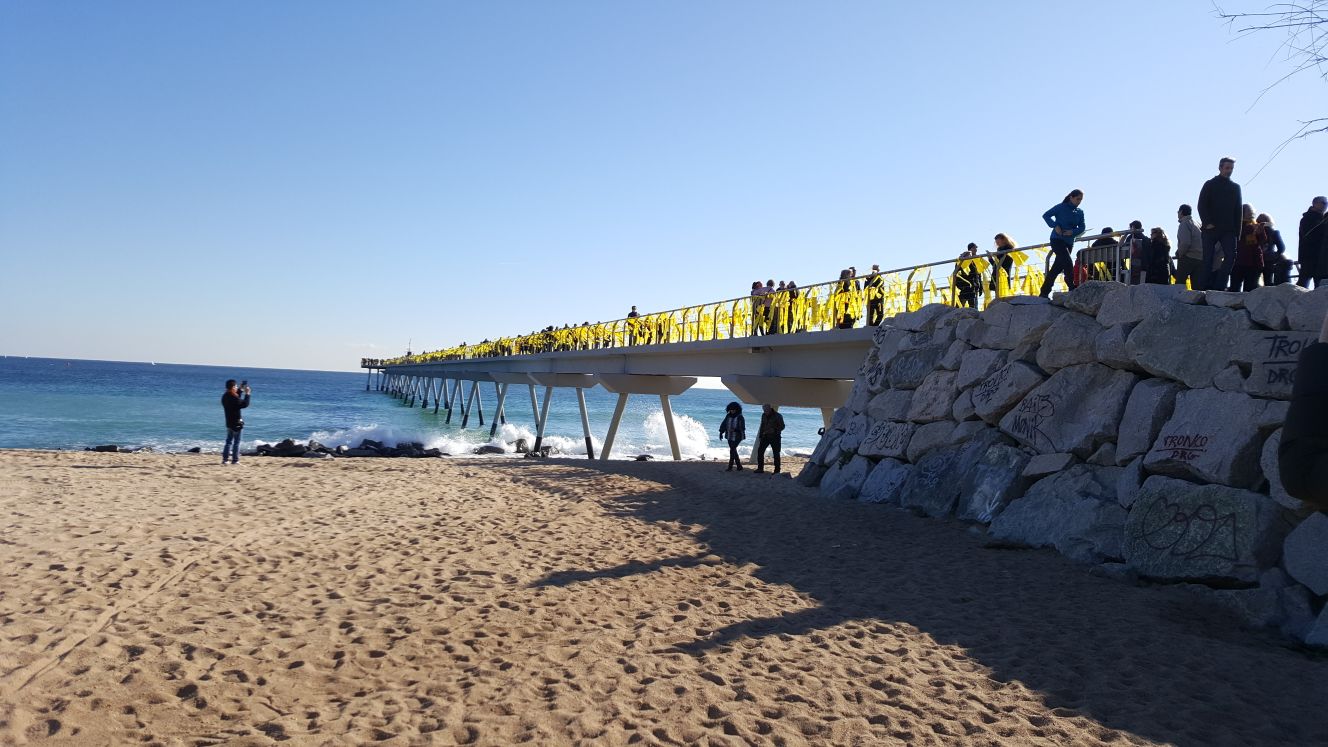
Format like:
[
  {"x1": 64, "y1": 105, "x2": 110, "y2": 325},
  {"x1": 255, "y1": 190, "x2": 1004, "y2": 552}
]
[{"x1": 0, "y1": 357, "x2": 826, "y2": 461}]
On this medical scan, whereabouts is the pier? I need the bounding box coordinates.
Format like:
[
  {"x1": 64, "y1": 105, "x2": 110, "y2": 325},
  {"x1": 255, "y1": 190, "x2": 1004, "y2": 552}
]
[{"x1": 361, "y1": 234, "x2": 1126, "y2": 459}]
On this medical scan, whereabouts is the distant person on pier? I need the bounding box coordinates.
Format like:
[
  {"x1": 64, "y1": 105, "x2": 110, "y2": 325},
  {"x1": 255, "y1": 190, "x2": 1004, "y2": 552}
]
[
  {"x1": 1298, "y1": 196, "x2": 1327, "y2": 288},
  {"x1": 864, "y1": 264, "x2": 885, "y2": 326},
  {"x1": 221, "y1": 379, "x2": 250, "y2": 465},
  {"x1": 750, "y1": 281, "x2": 769, "y2": 335},
  {"x1": 1197, "y1": 156, "x2": 1242, "y2": 290},
  {"x1": 784, "y1": 281, "x2": 802, "y2": 331},
  {"x1": 989, "y1": 234, "x2": 1017, "y2": 296},
  {"x1": 1039, "y1": 189, "x2": 1085, "y2": 297},
  {"x1": 1258, "y1": 212, "x2": 1289, "y2": 286},
  {"x1": 753, "y1": 404, "x2": 785, "y2": 474},
  {"x1": 1091, "y1": 228, "x2": 1118, "y2": 249},
  {"x1": 953, "y1": 244, "x2": 982, "y2": 308},
  {"x1": 718, "y1": 402, "x2": 747, "y2": 472},
  {"x1": 1174, "y1": 205, "x2": 1204, "y2": 288},
  {"x1": 1230, "y1": 204, "x2": 1266, "y2": 292},
  {"x1": 835, "y1": 269, "x2": 859, "y2": 328}
]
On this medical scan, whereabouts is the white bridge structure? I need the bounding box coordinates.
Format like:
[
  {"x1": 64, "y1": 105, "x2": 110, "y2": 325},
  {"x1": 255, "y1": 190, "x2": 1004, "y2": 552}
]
[{"x1": 364, "y1": 327, "x2": 874, "y2": 460}]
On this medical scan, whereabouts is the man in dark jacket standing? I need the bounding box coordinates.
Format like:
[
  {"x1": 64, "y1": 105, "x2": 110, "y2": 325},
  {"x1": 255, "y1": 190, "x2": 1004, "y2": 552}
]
[
  {"x1": 753, "y1": 404, "x2": 785, "y2": 474},
  {"x1": 1298, "y1": 196, "x2": 1327, "y2": 289},
  {"x1": 221, "y1": 379, "x2": 251, "y2": 465},
  {"x1": 1280, "y1": 310, "x2": 1328, "y2": 510},
  {"x1": 1197, "y1": 157, "x2": 1242, "y2": 291}
]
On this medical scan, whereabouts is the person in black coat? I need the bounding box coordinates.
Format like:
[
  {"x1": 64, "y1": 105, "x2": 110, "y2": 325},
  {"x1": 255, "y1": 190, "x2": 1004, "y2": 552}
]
[
  {"x1": 1299, "y1": 196, "x2": 1327, "y2": 289},
  {"x1": 1197, "y1": 157, "x2": 1242, "y2": 291},
  {"x1": 1280, "y1": 311, "x2": 1328, "y2": 509}
]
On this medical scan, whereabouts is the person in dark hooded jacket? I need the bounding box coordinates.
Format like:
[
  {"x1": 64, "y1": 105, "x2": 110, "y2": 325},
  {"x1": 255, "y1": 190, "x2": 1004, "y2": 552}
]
[
  {"x1": 719, "y1": 401, "x2": 746, "y2": 472},
  {"x1": 1280, "y1": 309, "x2": 1328, "y2": 509}
]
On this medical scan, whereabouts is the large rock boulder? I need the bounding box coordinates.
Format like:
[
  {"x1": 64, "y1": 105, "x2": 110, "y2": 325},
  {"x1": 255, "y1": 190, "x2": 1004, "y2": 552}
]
[
  {"x1": 956, "y1": 444, "x2": 1033, "y2": 523},
  {"x1": 858, "y1": 458, "x2": 913, "y2": 504},
  {"x1": 1056, "y1": 281, "x2": 1122, "y2": 317},
  {"x1": 971, "y1": 362, "x2": 1046, "y2": 425},
  {"x1": 1093, "y1": 323, "x2": 1140, "y2": 372},
  {"x1": 1286, "y1": 286, "x2": 1328, "y2": 331},
  {"x1": 951, "y1": 389, "x2": 977, "y2": 421},
  {"x1": 1125, "y1": 303, "x2": 1253, "y2": 388},
  {"x1": 886, "y1": 303, "x2": 956, "y2": 332},
  {"x1": 866, "y1": 388, "x2": 913, "y2": 422},
  {"x1": 1115, "y1": 378, "x2": 1181, "y2": 464},
  {"x1": 956, "y1": 348, "x2": 1008, "y2": 391},
  {"x1": 795, "y1": 461, "x2": 828, "y2": 487},
  {"x1": 957, "y1": 301, "x2": 1068, "y2": 350},
  {"x1": 1124, "y1": 476, "x2": 1292, "y2": 584},
  {"x1": 898, "y1": 427, "x2": 1010, "y2": 517},
  {"x1": 1244, "y1": 283, "x2": 1308, "y2": 330},
  {"x1": 887, "y1": 344, "x2": 948, "y2": 390},
  {"x1": 906, "y1": 421, "x2": 956, "y2": 462},
  {"x1": 1097, "y1": 284, "x2": 1202, "y2": 327},
  {"x1": 1230, "y1": 330, "x2": 1319, "y2": 400},
  {"x1": 819, "y1": 454, "x2": 874, "y2": 500},
  {"x1": 906, "y1": 371, "x2": 959, "y2": 423},
  {"x1": 1282, "y1": 512, "x2": 1328, "y2": 596},
  {"x1": 1143, "y1": 388, "x2": 1278, "y2": 489},
  {"x1": 858, "y1": 349, "x2": 890, "y2": 394},
  {"x1": 938, "y1": 340, "x2": 970, "y2": 371},
  {"x1": 836, "y1": 414, "x2": 870, "y2": 452},
  {"x1": 988, "y1": 465, "x2": 1127, "y2": 564},
  {"x1": 842, "y1": 378, "x2": 874, "y2": 414},
  {"x1": 857, "y1": 420, "x2": 915, "y2": 459},
  {"x1": 998, "y1": 363, "x2": 1139, "y2": 457},
  {"x1": 1035, "y1": 312, "x2": 1104, "y2": 373}
]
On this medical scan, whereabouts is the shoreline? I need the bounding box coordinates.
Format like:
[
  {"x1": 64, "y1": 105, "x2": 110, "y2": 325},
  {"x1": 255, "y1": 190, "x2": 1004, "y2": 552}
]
[{"x1": 1, "y1": 450, "x2": 1324, "y2": 745}]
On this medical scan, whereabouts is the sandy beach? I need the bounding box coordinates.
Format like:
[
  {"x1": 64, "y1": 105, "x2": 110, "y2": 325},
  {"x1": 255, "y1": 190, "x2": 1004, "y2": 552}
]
[{"x1": 0, "y1": 450, "x2": 1325, "y2": 746}]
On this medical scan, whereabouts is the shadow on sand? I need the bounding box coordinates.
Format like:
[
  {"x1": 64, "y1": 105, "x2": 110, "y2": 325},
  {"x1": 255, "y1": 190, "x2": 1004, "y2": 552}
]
[{"x1": 502, "y1": 458, "x2": 1328, "y2": 745}]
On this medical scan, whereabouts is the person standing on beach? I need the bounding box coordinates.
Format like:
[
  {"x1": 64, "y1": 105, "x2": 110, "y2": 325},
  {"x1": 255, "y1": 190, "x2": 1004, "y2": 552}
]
[
  {"x1": 1197, "y1": 157, "x2": 1242, "y2": 290},
  {"x1": 718, "y1": 402, "x2": 746, "y2": 471},
  {"x1": 753, "y1": 404, "x2": 785, "y2": 474},
  {"x1": 1038, "y1": 189, "x2": 1085, "y2": 297},
  {"x1": 221, "y1": 379, "x2": 250, "y2": 465}
]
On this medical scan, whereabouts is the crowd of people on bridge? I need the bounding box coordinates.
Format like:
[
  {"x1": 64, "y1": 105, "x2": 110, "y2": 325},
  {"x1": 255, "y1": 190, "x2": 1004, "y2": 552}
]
[{"x1": 951, "y1": 158, "x2": 1328, "y2": 306}]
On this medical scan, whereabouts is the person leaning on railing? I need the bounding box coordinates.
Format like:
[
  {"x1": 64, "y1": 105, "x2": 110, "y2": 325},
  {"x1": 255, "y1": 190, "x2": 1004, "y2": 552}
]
[
  {"x1": 989, "y1": 234, "x2": 1017, "y2": 295},
  {"x1": 1280, "y1": 309, "x2": 1328, "y2": 509},
  {"x1": 953, "y1": 244, "x2": 982, "y2": 308}
]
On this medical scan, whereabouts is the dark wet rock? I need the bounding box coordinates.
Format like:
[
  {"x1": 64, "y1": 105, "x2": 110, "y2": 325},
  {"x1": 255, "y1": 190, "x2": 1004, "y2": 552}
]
[{"x1": 473, "y1": 444, "x2": 505, "y2": 455}]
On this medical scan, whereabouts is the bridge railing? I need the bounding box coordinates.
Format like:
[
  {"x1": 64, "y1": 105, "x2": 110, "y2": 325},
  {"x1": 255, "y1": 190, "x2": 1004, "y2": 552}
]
[{"x1": 375, "y1": 231, "x2": 1130, "y2": 366}]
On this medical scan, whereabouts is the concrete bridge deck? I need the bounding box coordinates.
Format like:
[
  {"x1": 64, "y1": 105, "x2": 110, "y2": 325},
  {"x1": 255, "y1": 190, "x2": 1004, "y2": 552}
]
[{"x1": 364, "y1": 327, "x2": 875, "y2": 460}]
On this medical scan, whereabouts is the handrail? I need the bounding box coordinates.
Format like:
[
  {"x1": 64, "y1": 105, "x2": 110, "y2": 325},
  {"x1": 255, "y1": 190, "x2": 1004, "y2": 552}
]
[{"x1": 371, "y1": 229, "x2": 1133, "y2": 367}]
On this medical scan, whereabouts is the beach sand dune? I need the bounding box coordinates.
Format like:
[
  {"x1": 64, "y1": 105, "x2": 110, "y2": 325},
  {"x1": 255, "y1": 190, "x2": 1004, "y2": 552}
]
[{"x1": 0, "y1": 449, "x2": 1325, "y2": 745}]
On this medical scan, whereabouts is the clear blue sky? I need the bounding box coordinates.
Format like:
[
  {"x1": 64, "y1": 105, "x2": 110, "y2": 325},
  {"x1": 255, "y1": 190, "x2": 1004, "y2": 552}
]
[{"x1": 3, "y1": 1, "x2": 1325, "y2": 371}]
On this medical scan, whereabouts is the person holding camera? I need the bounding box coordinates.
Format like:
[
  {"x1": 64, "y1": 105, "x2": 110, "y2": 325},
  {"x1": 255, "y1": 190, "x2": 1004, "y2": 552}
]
[{"x1": 221, "y1": 379, "x2": 251, "y2": 465}]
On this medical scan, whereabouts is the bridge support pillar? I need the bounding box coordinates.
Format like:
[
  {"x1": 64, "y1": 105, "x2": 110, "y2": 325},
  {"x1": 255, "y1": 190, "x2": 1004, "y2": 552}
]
[
  {"x1": 446, "y1": 379, "x2": 463, "y2": 424},
  {"x1": 528, "y1": 374, "x2": 600, "y2": 456},
  {"x1": 461, "y1": 380, "x2": 478, "y2": 428},
  {"x1": 595, "y1": 375, "x2": 697, "y2": 461},
  {"x1": 490, "y1": 373, "x2": 535, "y2": 439}
]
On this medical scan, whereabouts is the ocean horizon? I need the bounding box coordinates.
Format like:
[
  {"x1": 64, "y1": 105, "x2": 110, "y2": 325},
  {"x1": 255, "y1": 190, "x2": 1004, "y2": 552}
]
[{"x1": 0, "y1": 356, "x2": 825, "y2": 460}]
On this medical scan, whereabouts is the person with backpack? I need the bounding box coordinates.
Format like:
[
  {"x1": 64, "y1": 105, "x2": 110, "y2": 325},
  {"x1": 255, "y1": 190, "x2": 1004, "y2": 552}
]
[
  {"x1": 718, "y1": 401, "x2": 746, "y2": 472},
  {"x1": 1039, "y1": 189, "x2": 1086, "y2": 297},
  {"x1": 953, "y1": 243, "x2": 982, "y2": 308},
  {"x1": 1230, "y1": 204, "x2": 1266, "y2": 292},
  {"x1": 1122, "y1": 221, "x2": 1151, "y2": 285}
]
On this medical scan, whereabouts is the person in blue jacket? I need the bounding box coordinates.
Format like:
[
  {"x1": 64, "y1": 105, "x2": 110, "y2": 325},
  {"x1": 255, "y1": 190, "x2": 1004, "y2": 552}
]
[{"x1": 1039, "y1": 189, "x2": 1086, "y2": 297}]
